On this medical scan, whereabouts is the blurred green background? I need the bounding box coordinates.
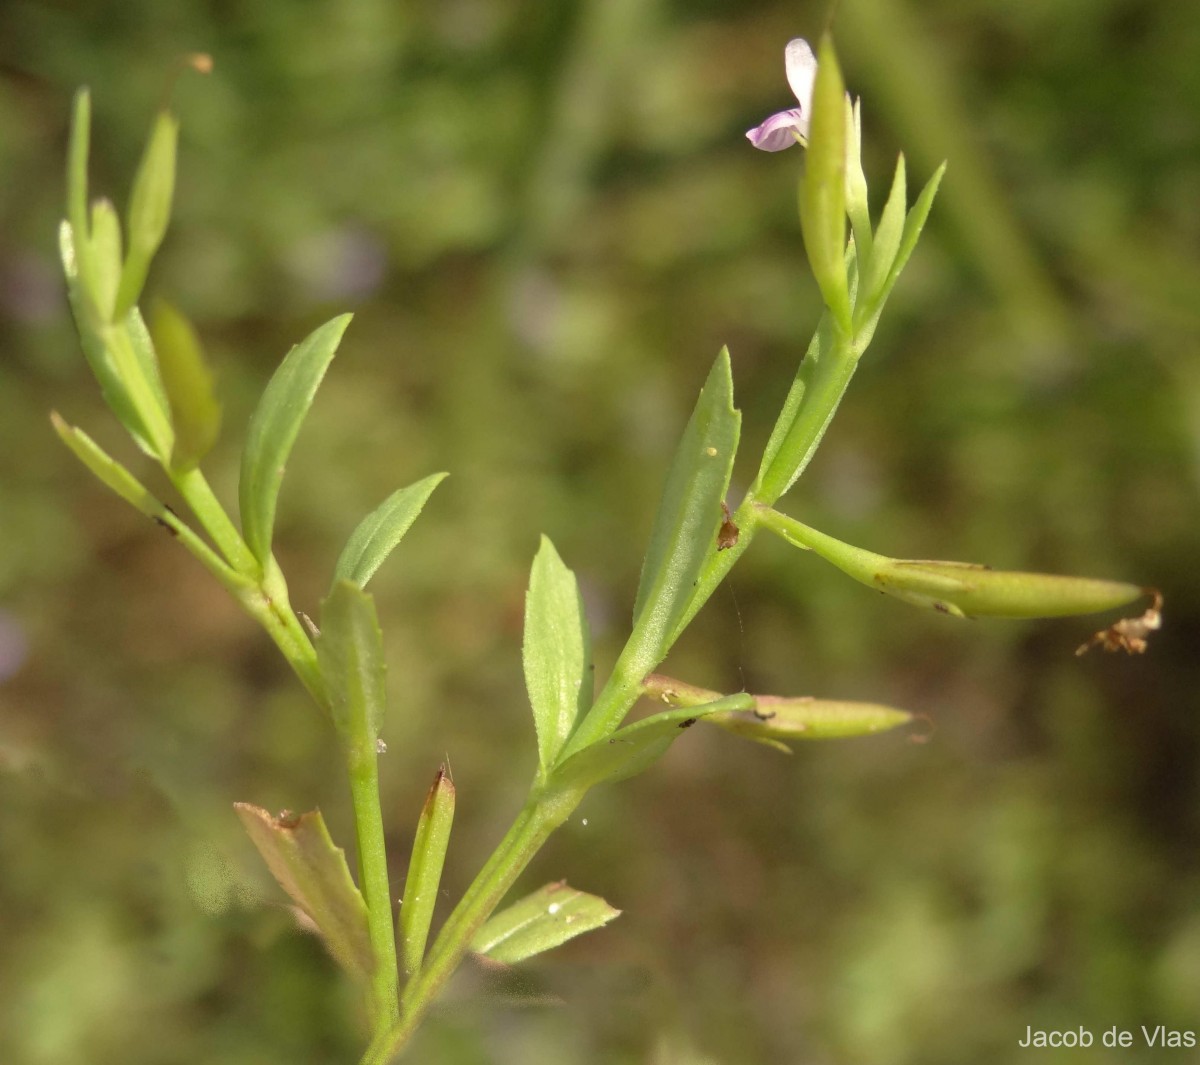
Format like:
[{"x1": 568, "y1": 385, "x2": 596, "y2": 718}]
[{"x1": 2, "y1": 0, "x2": 1199, "y2": 1062}]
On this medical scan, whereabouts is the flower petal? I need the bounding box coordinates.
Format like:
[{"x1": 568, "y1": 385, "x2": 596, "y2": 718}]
[
  {"x1": 746, "y1": 108, "x2": 808, "y2": 151},
  {"x1": 784, "y1": 38, "x2": 818, "y2": 112}
]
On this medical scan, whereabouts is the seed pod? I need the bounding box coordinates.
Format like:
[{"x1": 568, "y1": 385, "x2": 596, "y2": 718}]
[
  {"x1": 642, "y1": 673, "x2": 912, "y2": 749},
  {"x1": 757, "y1": 506, "x2": 1145, "y2": 620}
]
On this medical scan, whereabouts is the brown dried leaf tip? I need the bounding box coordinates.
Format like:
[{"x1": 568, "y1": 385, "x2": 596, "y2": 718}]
[
  {"x1": 717, "y1": 501, "x2": 740, "y2": 551},
  {"x1": 1076, "y1": 589, "x2": 1163, "y2": 656}
]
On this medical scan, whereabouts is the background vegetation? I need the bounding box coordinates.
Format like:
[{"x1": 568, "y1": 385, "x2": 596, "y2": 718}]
[{"x1": 2, "y1": 1, "x2": 1198, "y2": 1062}]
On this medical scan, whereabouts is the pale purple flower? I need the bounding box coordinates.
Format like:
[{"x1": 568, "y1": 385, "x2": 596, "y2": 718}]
[{"x1": 746, "y1": 38, "x2": 818, "y2": 151}]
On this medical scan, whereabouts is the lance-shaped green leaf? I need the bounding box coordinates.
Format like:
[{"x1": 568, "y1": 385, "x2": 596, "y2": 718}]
[
  {"x1": 240, "y1": 314, "x2": 352, "y2": 568},
  {"x1": 629, "y1": 349, "x2": 740, "y2": 669},
  {"x1": 884, "y1": 161, "x2": 946, "y2": 295},
  {"x1": 550, "y1": 694, "x2": 752, "y2": 792},
  {"x1": 53, "y1": 412, "x2": 247, "y2": 590},
  {"x1": 317, "y1": 579, "x2": 387, "y2": 756},
  {"x1": 115, "y1": 109, "x2": 178, "y2": 319},
  {"x1": 643, "y1": 674, "x2": 911, "y2": 751},
  {"x1": 332, "y1": 472, "x2": 449, "y2": 589},
  {"x1": 856, "y1": 154, "x2": 907, "y2": 330},
  {"x1": 523, "y1": 536, "x2": 592, "y2": 776},
  {"x1": 800, "y1": 35, "x2": 851, "y2": 334},
  {"x1": 757, "y1": 506, "x2": 1145, "y2": 619},
  {"x1": 51, "y1": 410, "x2": 167, "y2": 520},
  {"x1": 400, "y1": 766, "x2": 456, "y2": 976},
  {"x1": 234, "y1": 803, "x2": 373, "y2": 986},
  {"x1": 60, "y1": 223, "x2": 154, "y2": 453},
  {"x1": 844, "y1": 97, "x2": 872, "y2": 266},
  {"x1": 150, "y1": 299, "x2": 222, "y2": 472},
  {"x1": 471, "y1": 881, "x2": 620, "y2": 965}
]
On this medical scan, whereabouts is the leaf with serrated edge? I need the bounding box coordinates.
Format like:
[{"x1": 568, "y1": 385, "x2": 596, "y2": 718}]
[
  {"x1": 317, "y1": 580, "x2": 387, "y2": 752},
  {"x1": 471, "y1": 882, "x2": 620, "y2": 965},
  {"x1": 333, "y1": 472, "x2": 448, "y2": 589},
  {"x1": 630, "y1": 349, "x2": 739, "y2": 669},
  {"x1": 235, "y1": 803, "x2": 373, "y2": 984},
  {"x1": 240, "y1": 314, "x2": 352, "y2": 567},
  {"x1": 523, "y1": 536, "x2": 592, "y2": 775}
]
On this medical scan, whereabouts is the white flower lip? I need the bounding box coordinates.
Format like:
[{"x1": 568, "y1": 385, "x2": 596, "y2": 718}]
[{"x1": 746, "y1": 37, "x2": 818, "y2": 152}]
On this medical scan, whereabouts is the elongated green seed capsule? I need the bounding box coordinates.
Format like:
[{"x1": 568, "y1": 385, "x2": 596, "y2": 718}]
[
  {"x1": 400, "y1": 766, "x2": 456, "y2": 977},
  {"x1": 709, "y1": 696, "x2": 912, "y2": 745},
  {"x1": 756, "y1": 506, "x2": 1144, "y2": 619},
  {"x1": 643, "y1": 673, "x2": 912, "y2": 748}
]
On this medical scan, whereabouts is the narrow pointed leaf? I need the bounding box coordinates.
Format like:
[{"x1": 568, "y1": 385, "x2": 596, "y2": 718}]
[
  {"x1": 630, "y1": 349, "x2": 740, "y2": 668},
  {"x1": 884, "y1": 161, "x2": 946, "y2": 293},
  {"x1": 51, "y1": 411, "x2": 165, "y2": 519},
  {"x1": 234, "y1": 803, "x2": 373, "y2": 985},
  {"x1": 400, "y1": 766, "x2": 456, "y2": 976},
  {"x1": 800, "y1": 35, "x2": 851, "y2": 333},
  {"x1": 240, "y1": 314, "x2": 352, "y2": 567},
  {"x1": 523, "y1": 536, "x2": 592, "y2": 775},
  {"x1": 151, "y1": 299, "x2": 222, "y2": 472},
  {"x1": 317, "y1": 579, "x2": 387, "y2": 755},
  {"x1": 333, "y1": 472, "x2": 449, "y2": 589},
  {"x1": 115, "y1": 109, "x2": 178, "y2": 318},
  {"x1": 471, "y1": 882, "x2": 620, "y2": 965},
  {"x1": 857, "y1": 154, "x2": 908, "y2": 328},
  {"x1": 550, "y1": 695, "x2": 751, "y2": 792},
  {"x1": 844, "y1": 97, "x2": 872, "y2": 265}
]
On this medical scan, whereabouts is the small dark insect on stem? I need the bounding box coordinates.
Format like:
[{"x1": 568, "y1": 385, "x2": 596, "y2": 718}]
[{"x1": 717, "y1": 501, "x2": 739, "y2": 551}]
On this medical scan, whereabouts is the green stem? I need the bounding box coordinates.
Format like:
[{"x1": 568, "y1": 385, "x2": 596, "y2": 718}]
[
  {"x1": 171, "y1": 466, "x2": 259, "y2": 574},
  {"x1": 349, "y1": 746, "x2": 401, "y2": 1033},
  {"x1": 368, "y1": 787, "x2": 583, "y2": 1063},
  {"x1": 170, "y1": 467, "x2": 324, "y2": 705}
]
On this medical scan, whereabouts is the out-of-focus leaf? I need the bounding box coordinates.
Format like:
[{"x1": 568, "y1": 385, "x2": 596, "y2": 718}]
[
  {"x1": 400, "y1": 766, "x2": 456, "y2": 976},
  {"x1": 332, "y1": 472, "x2": 448, "y2": 589},
  {"x1": 629, "y1": 349, "x2": 740, "y2": 668},
  {"x1": 234, "y1": 803, "x2": 373, "y2": 985},
  {"x1": 317, "y1": 579, "x2": 387, "y2": 755},
  {"x1": 239, "y1": 314, "x2": 351, "y2": 567},
  {"x1": 150, "y1": 299, "x2": 222, "y2": 472},
  {"x1": 523, "y1": 536, "x2": 592, "y2": 776},
  {"x1": 471, "y1": 882, "x2": 620, "y2": 965}
]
